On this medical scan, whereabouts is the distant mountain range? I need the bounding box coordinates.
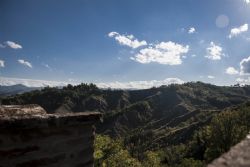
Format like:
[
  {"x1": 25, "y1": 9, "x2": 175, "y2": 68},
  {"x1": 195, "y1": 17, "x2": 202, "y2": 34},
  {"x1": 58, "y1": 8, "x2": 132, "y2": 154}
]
[{"x1": 0, "y1": 84, "x2": 40, "y2": 97}]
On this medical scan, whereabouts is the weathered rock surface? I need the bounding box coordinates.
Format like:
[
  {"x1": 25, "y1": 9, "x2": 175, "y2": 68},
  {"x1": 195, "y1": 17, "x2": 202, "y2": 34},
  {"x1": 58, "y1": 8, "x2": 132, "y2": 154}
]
[
  {"x1": 0, "y1": 105, "x2": 101, "y2": 167},
  {"x1": 208, "y1": 134, "x2": 250, "y2": 167}
]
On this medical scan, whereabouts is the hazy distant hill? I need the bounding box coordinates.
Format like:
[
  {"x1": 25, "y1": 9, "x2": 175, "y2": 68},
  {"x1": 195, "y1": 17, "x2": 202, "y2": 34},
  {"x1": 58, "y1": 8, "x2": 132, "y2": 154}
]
[{"x1": 0, "y1": 84, "x2": 40, "y2": 97}]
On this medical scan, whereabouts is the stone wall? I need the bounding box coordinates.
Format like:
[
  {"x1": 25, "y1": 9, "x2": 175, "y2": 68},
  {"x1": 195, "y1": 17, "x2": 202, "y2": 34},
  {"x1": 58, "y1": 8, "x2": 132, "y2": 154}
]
[
  {"x1": 0, "y1": 105, "x2": 101, "y2": 167},
  {"x1": 207, "y1": 134, "x2": 250, "y2": 167}
]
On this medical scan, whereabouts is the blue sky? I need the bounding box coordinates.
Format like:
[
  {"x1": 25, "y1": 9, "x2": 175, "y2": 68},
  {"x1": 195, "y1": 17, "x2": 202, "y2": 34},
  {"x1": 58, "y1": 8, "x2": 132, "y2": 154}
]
[{"x1": 1, "y1": 0, "x2": 250, "y2": 88}]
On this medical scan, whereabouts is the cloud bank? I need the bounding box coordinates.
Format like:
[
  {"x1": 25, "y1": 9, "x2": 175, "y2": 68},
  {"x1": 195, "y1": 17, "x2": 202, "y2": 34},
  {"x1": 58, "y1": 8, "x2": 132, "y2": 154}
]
[
  {"x1": 97, "y1": 78, "x2": 184, "y2": 89},
  {"x1": 0, "y1": 77, "x2": 70, "y2": 87},
  {"x1": 236, "y1": 77, "x2": 250, "y2": 85},
  {"x1": 0, "y1": 77, "x2": 184, "y2": 89}
]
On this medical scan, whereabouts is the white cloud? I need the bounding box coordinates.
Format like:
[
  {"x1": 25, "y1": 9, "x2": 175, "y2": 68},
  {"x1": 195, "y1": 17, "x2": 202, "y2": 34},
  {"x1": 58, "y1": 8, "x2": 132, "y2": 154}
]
[
  {"x1": 5, "y1": 41, "x2": 22, "y2": 49},
  {"x1": 236, "y1": 77, "x2": 250, "y2": 85},
  {"x1": 199, "y1": 40, "x2": 205, "y2": 44},
  {"x1": 208, "y1": 75, "x2": 215, "y2": 79},
  {"x1": 108, "y1": 32, "x2": 189, "y2": 65},
  {"x1": 18, "y1": 59, "x2": 32, "y2": 68},
  {"x1": 131, "y1": 41, "x2": 189, "y2": 65},
  {"x1": 240, "y1": 56, "x2": 250, "y2": 75},
  {"x1": 43, "y1": 64, "x2": 50, "y2": 68},
  {"x1": 42, "y1": 63, "x2": 52, "y2": 71},
  {"x1": 108, "y1": 32, "x2": 147, "y2": 49},
  {"x1": 97, "y1": 78, "x2": 184, "y2": 89},
  {"x1": 188, "y1": 27, "x2": 196, "y2": 34},
  {"x1": 108, "y1": 32, "x2": 119, "y2": 37},
  {"x1": 244, "y1": 0, "x2": 250, "y2": 4},
  {"x1": 226, "y1": 67, "x2": 239, "y2": 75},
  {"x1": 205, "y1": 42, "x2": 224, "y2": 60},
  {"x1": 229, "y1": 24, "x2": 248, "y2": 38},
  {"x1": 0, "y1": 60, "x2": 4, "y2": 67}
]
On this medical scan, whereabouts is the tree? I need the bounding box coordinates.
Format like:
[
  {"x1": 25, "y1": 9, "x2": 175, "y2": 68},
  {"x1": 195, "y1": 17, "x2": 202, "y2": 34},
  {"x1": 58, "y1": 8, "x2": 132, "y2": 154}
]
[
  {"x1": 205, "y1": 110, "x2": 249, "y2": 162},
  {"x1": 142, "y1": 151, "x2": 162, "y2": 167},
  {"x1": 178, "y1": 158, "x2": 204, "y2": 167},
  {"x1": 94, "y1": 135, "x2": 141, "y2": 167}
]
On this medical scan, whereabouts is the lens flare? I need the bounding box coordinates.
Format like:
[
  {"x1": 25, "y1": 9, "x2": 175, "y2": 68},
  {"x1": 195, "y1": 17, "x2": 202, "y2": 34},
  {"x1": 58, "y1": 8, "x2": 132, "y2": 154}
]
[{"x1": 216, "y1": 14, "x2": 229, "y2": 28}]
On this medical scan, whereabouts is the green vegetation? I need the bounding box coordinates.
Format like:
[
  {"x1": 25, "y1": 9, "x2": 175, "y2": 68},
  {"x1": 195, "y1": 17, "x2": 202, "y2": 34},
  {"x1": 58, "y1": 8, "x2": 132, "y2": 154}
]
[
  {"x1": 94, "y1": 135, "x2": 142, "y2": 167},
  {"x1": 2, "y1": 82, "x2": 250, "y2": 166},
  {"x1": 94, "y1": 102, "x2": 250, "y2": 166}
]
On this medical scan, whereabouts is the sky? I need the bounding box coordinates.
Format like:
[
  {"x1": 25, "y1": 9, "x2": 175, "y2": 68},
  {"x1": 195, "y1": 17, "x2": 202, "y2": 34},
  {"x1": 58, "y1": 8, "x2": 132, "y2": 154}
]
[{"x1": 1, "y1": 0, "x2": 250, "y2": 89}]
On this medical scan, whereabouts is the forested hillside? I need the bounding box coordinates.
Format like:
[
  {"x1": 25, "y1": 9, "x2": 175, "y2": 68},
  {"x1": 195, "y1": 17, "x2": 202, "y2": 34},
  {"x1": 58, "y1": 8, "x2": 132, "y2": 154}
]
[{"x1": 2, "y1": 82, "x2": 250, "y2": 166}]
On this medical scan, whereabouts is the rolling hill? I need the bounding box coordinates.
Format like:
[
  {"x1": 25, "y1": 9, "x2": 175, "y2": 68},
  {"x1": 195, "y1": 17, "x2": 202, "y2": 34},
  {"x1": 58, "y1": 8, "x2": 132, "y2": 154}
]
[{"x1": 2, "y1": 82, "x2": 250, "y2": 166}]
